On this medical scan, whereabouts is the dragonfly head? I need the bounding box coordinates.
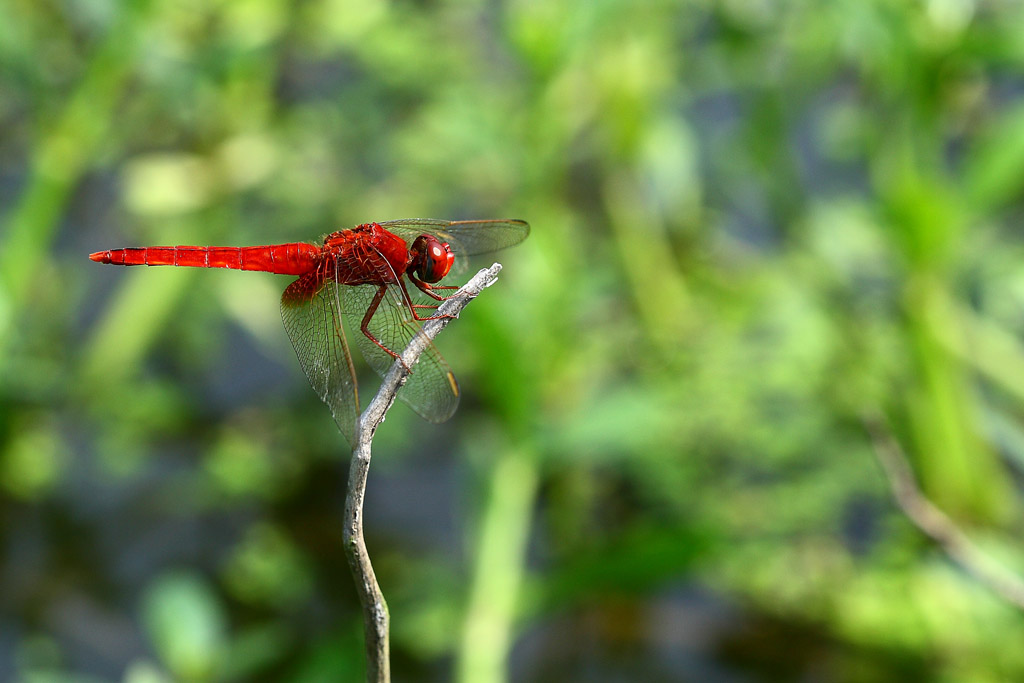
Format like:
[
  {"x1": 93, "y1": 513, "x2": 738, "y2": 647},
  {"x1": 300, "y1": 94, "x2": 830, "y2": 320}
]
[{"x1": 410, "y1": 234, "x2": 455, "y2": 283}]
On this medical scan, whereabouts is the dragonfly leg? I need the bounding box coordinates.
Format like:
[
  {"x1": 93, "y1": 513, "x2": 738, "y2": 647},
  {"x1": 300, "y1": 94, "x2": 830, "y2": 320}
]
[
  {"x1": 400, "y1": 277, "x2": 455, "y2": 323},
  {"x1": 361, "y1": 284, "x2": 410, "y2": 370},
  {"x1": 408, "y1": 273, "x2": 460, "y2": 301}
]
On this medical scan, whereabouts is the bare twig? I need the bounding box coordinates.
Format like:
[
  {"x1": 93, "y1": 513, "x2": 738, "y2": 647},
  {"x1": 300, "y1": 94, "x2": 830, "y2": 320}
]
[
  {"x1": 865, "y1": 417, "x2": 1024, "y2": 610},
  {"x1": 343, "y1": 263, "x2": 504, "y2": 682}
]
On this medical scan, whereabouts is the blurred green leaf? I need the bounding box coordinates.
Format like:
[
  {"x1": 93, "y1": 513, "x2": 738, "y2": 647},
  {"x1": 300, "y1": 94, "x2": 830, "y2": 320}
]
[
  {"x1": 1, "y1": 415, "x2": 67, "y2": 500},
  {"x1": 141, "y1": 572, "x2": 226, "y2": 681},
  {"x1": 222, "y1": 523, "x2": 312, "y2": 607},
  {"x1": 122, "y1": 661, "x2": 173, "y2": 683},
  {"x1": 966, "y1": 102, "x2": 1024, "y2": 211}
]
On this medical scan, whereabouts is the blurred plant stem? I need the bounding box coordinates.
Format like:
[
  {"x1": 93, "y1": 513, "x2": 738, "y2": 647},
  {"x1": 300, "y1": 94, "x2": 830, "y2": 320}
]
[
  {"x1": 604, "y1": 170, "x2": 692, "y2": 352},
  {"x1": 0, "y1": 0, "x2": 153, "y2": 344},
  {"x1": 347, "y1": 265, "x2": 505, "y2": 683},
  {"x1": 936, "y1": 299, "x2": 1024, "y2": 401},
  {"x1": 879, "y1": 116, "x2": 1014, "y2": 522},
  {"x1": 904, "y1": 275, "x2": 1013, "y2": 521},
  {"x1": 456, "y1": 446, "x2": 538, "y2": 683}
]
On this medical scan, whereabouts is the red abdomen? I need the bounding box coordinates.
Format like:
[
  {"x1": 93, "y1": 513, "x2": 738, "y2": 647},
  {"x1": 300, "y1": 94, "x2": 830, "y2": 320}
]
[{"x1": 89, "y1": 244, "x2": 321, "y2": 276}]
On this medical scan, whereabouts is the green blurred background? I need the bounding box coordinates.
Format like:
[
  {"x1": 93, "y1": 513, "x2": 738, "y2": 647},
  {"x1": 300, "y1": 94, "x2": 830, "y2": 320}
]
[{"x1": 4, "y1": 0, "x2": 1024, "y2": 680}]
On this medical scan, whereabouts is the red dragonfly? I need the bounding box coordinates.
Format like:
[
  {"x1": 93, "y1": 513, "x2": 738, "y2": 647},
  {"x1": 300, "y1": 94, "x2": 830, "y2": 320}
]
[{"x1": 90, "y1": 219, "x2": 529, "y2": 445}]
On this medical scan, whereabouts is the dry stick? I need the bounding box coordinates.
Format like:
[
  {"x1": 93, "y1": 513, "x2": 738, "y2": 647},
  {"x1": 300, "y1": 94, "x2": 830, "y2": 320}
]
[
  {"x1": 865, "y1": 418, "x2": 1024, "y2": 611},
  {"x1": 343, "y1": 263, "x2": 504, "y2": 683}
]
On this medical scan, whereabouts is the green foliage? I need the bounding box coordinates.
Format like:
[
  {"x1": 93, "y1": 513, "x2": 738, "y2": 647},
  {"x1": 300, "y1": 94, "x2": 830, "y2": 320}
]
[
  {"x1": 142, "y1": 572, "x2": 227, "y2": 680},
  {"x1": 4, "y1": 0, "x2": 1024, "y2": 680}
]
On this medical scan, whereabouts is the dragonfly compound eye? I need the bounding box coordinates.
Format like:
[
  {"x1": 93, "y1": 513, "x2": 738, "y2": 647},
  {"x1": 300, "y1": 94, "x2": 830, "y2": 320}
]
[{"x1": 412, "y1": 235, "x2": 455, "y2": 283}]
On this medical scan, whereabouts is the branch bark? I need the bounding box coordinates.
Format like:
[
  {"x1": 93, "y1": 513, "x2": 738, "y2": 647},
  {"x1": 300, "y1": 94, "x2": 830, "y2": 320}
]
[{"x1": 342, "y1": 263, "x2": 504, "y2": 682}]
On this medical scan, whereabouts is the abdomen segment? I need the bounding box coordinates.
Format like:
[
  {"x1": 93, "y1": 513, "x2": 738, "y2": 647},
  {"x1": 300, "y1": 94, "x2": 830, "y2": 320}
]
[{"x1": 88, "y1": 243, "x2": 320, "y2": 276}]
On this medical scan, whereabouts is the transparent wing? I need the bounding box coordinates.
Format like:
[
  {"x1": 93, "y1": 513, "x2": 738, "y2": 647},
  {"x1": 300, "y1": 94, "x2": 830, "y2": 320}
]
[
  {"x1": 379, "y1": 218, "x2": 529, "y2": 274},
  {"x1": 281, "y1": 270, "x2": 360, "y2": 446},
  {"x1": 342, "y1": 281, "x2": 460, "y2": 424}
]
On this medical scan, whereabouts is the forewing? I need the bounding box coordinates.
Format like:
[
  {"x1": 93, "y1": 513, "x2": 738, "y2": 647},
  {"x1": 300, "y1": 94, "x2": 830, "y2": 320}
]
[
  {"x1": 281, "y1": 273, "x2": 360, "y2": 446},
  {"x1": 379, "y1": 218, "x2": 529, "y2": 274},
  {"x1": 342, "y1": 282, "x2": 460, "y2": 424}
]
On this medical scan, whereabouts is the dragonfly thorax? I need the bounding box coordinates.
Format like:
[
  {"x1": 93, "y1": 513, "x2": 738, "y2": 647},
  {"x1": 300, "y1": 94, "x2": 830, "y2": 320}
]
[{"x1": 409, "y1": 234, "x2": 455, "y2": 283}]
